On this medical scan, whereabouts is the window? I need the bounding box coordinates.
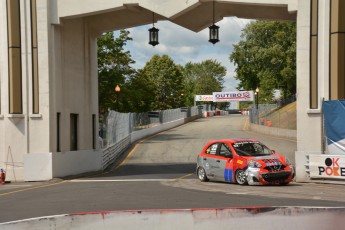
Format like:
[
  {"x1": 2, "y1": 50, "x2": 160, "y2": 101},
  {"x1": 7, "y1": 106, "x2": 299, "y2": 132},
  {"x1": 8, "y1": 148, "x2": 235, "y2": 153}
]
[
  {"x1": 219, "y1": 144, "x2": 232, "y2": 158},
  {"x1": 92, "y1": 114, "x2": 96, "y2": 149},
  {"x1": 232, "y1": 141, "x2": 272, "y2": 157},
  {"x1": 310, "y1": 0, "x2": 318, "y2": 108},
  {"x1": 57, "y1": 112, "x2": 60, "y2": 152},
  {"x1": 31, "y1": 0, "x2": 39, "y2": 113},
  {"x1": 7, "y1": 0, "x2": 22, "y2": 114},
  {"x1": 330, "y1": 0, "x2": 345, "y2": 99},
  {"x1": 70, "y1": 114, "x2": 78, "y2": 151},
  {"x1": 206, "y1": 143, "x2": 218, "y2": 155}
]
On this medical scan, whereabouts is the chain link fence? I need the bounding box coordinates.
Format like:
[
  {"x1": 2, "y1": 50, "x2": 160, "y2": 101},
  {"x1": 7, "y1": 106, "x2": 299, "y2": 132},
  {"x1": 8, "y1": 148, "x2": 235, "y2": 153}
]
[
  {"x1": 249, "y1": 102, "x2": 296, "y2": 130},
  {"x1": 100, "y1": 106, "x2": 202, "y2": 148}
]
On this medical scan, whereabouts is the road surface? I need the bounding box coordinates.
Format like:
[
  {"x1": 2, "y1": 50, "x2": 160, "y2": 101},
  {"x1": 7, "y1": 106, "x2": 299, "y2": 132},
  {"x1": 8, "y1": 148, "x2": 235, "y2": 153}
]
[{"x1": 1, "y1": 115, "x2": 345, "y2": 223}]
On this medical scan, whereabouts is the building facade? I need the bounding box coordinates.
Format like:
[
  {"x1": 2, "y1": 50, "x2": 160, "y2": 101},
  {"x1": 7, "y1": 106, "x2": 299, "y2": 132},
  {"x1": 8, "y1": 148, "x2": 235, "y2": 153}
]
[{"x1": 0, "y1": 0, "x2": 344, "y2": 181}]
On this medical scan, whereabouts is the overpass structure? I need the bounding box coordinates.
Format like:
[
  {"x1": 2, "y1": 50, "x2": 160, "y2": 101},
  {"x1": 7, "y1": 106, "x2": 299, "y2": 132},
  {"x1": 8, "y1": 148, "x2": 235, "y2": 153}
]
[{"x1": 0, "y1": 0, "x2": 344, "y2": 182}]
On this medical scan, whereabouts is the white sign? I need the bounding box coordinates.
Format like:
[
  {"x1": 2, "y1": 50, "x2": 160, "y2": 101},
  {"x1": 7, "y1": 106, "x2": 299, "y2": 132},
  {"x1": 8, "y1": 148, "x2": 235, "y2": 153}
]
[
  {"x1": 213, "y1": 91, "x2": 254, "y2": 102},
  {"x1": 195, "y1": 95, "x2": 214, "y2": 102},
  {"x1": 309, "y1": 155, "x2": 345, "y2": 179}
]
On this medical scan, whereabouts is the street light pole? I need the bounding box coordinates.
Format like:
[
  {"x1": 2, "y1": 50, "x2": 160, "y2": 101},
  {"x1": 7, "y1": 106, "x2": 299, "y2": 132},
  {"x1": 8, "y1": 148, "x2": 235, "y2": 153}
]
[
  {"x1": 115, "y1": 85, "x2": 121, "y2": 111},
  {"x1": 255, "y1": 87, "x2": 260, "y2": 124},
  {"x1": 255, "y1": 87, "x2": 259, "y2": 110}
]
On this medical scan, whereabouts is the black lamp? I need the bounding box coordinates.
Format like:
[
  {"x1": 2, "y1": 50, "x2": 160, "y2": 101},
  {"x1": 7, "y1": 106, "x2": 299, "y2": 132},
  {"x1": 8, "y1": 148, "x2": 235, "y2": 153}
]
[
  {"x1": 209, "y1": 0, "x2": 219, "y2": 44},
  {"x1": 149, "y1": 13, "x2": 159, "y2": 47}
]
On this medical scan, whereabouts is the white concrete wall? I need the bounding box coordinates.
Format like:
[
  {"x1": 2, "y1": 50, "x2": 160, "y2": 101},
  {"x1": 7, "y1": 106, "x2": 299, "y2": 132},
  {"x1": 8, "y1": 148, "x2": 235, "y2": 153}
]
[
  {"x1": 249, "y1": 123, "x2": 297, "y2": 140},
  {"x1": 131, "y1": 119, "x2": 185, "y2": 143},
  {"x1": 294, "y1": 0, "x2": 330, "y2": 182},
  {"x1": 1, "y1": 207, "x2": 345, "y2": 230},
  {"x1": 0, "y1": 1, "x2": 6, "y2": 174},
  {"x1": 24, "y1": 150, "x2": 102, "y2": 181}
]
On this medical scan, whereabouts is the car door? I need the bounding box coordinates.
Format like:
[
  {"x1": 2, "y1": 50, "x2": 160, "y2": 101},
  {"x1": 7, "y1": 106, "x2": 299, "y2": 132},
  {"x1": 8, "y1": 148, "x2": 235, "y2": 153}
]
[
  {"x1": 201, "y1": 143, "x2": 219, "y2": 179},
  {"x1": 213, "y1": 143, "x2": 234, "y2": 182}
]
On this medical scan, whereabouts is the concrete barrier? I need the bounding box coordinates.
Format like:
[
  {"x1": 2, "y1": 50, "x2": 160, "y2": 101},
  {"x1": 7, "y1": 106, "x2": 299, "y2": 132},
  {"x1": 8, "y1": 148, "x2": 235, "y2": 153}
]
[
  {"x1": 1, "y1": 207, "x2": 345, "y2": 230},
  {"x1": 203, "y1": 111, "x2": 215, "y2": 117},
  {"x1": 249, "y1": 122, "x2": 297, "y2": 140}
]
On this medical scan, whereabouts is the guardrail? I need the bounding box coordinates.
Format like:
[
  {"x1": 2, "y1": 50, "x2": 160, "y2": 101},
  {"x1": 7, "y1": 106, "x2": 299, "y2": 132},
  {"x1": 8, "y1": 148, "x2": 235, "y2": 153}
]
[{"x1": 2, "y1": 207, "x2": 344, "y2": 229}]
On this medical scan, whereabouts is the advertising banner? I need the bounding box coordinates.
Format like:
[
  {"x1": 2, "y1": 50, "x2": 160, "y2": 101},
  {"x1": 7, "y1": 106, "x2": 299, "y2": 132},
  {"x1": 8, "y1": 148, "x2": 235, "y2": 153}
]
[
  {"x1": 213, "y1": 91, "x2": 254, "y2": 102},
  {"x1": 323, "y1": 100, "x2": 345, "y2": 155},
  {"x1": 309, "y1": 155, "x2": 345, "y2": 179},
  {"x1": 195, "y1": 95, "x2": 214, "y2": 102}
]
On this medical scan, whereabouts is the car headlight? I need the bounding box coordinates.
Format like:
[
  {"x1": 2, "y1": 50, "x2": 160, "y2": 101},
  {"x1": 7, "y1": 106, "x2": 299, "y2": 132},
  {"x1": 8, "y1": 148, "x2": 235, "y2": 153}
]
[
  {"x1": 285, "y1": 158, "x2": 292, "y2": 165},
  {"x1": 248, "y1": 160, "x2": 262, "y2": 168}
]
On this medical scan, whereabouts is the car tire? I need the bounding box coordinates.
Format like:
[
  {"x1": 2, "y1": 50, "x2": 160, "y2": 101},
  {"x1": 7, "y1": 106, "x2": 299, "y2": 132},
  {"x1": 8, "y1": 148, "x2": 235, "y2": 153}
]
[
  {"x1": 235, "y1": 169, "x2": 247, "y2": 185},
  {"x1": 197, "y1": 167, "x2": 209, "y2": 182}
]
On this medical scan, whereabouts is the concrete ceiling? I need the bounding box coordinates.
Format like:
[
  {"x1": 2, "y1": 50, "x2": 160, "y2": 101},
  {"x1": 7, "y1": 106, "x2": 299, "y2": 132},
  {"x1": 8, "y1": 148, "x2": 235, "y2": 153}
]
[{"x1": 66, "y1": 1, "x2": 296, "y2": 34}]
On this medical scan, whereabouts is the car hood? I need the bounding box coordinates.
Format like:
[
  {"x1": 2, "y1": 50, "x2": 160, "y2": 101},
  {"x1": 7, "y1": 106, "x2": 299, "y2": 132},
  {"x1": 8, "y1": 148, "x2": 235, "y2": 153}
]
[
  {"x1": 246, "y1": 155, "x2": 286, "y2": 166},
  {"x1": 251, "y1": 155, "x2": 280, "y2": 160}
]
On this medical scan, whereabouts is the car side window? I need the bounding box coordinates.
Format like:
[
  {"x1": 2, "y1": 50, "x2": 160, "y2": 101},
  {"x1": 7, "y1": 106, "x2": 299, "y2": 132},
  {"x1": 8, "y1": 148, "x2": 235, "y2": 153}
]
[
  {"x1": 206, "y1": 143, "x2": 218, "y2": 155},
  {"x1": 219, "y1": 144, "x2": 233, "y2": 158}
]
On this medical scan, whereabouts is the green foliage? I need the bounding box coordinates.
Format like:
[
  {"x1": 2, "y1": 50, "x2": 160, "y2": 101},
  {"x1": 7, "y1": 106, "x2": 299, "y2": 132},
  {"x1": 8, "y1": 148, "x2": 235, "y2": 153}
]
[
  {"x1": 229, "y1": 20, "x2": 296, "y2": 103},
  {"x1": 97, "y1": 31, "x2": 227, "y2": 113},
  {"x1": 140, "y1": 54, "x2": 185, "y2": 110},
  {"x1": 123, "y1": 70, "x2": 156, "y2": 112},
  {"x1": 182, "y1": 60, "x2": 226, "y2": 107},
  {"x1": 97, "y1": 30, "x2": 135, "y2": 115}
]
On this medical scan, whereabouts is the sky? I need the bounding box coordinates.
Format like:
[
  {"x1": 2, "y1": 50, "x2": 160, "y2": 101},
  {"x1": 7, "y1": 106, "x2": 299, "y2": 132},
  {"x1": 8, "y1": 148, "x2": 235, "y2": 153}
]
[{"x1": 123, "y1": 17, "x2": 251, "y2": 92}]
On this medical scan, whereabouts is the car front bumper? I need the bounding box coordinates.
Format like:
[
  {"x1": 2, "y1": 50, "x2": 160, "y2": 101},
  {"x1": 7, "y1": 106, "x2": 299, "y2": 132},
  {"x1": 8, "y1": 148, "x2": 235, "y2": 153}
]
[{"x1": 246, "y1": 167, "x2": 294, "y2": 185}]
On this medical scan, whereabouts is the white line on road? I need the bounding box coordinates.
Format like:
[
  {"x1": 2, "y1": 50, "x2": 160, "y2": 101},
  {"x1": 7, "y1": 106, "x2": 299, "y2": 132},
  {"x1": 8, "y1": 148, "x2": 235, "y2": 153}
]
[{"x1": 69, "y1": 179, "x2": 177, "y2": 182}]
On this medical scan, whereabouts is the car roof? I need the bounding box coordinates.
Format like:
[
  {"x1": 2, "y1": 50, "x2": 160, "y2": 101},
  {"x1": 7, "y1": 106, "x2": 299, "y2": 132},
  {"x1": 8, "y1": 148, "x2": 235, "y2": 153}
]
[{"x1": 206, "y1": 138, "x2": 259, "y2": 144}]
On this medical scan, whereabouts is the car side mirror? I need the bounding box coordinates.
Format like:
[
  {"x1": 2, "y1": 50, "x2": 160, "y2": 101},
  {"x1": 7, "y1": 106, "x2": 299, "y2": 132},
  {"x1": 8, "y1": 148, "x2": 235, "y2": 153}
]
[{"x1": 271, "y1": 150, "x2": 276, "y2": 154}]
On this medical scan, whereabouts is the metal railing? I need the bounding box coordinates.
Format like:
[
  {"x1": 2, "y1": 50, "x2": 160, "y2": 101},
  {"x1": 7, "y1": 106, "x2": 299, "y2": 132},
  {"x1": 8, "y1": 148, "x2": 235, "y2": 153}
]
[
  {"x1": 100, "y1": 106, "x2": 202, "y2": 149},
  {"x1": 100, "y1": 106, "x2": 202, "y2": 169}
]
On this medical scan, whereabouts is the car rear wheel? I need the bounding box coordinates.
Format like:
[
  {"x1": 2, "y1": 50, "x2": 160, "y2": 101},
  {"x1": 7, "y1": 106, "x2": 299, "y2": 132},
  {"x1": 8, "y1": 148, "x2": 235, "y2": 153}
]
[
  {"x1": 235, "y1": 169, "x2": 247, "y2": 185},
  {"x1": 197, "y1": 167, "x2": 209, "y2": 182}
]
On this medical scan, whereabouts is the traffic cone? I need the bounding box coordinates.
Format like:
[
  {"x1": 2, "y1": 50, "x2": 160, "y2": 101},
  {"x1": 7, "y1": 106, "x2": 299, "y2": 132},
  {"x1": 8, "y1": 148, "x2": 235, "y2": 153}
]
[{"x1": 267, "y1": 120, "x2": 272, "y2": 127}]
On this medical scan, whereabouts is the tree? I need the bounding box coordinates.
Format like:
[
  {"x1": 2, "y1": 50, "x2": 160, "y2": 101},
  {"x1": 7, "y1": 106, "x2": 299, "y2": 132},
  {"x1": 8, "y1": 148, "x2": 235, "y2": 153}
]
[
  {"x1": 123, "y1": 69, "x2": 156, "y2": 112},
  {"x1": 182, "y1": 60, "x2": 226, "y2": 107},
  {"x1": 97, "y1": 30, "x2": 135, "y2": 115},
  {"x1": 141, "y1": 54, "x2": 184, "y2": 110},
  {"x1": 229, "y1": 20, "x2": 296, "y2": 103}
]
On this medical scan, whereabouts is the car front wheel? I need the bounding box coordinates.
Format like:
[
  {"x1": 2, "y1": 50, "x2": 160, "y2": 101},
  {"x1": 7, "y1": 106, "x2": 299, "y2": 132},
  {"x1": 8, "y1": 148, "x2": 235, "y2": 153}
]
[
  {"x1": 235, "y1": 169, "x2": 248, "y2": 185},
  {"x1": 197, "y1": 167, "x2": 209, "y2": 182}
]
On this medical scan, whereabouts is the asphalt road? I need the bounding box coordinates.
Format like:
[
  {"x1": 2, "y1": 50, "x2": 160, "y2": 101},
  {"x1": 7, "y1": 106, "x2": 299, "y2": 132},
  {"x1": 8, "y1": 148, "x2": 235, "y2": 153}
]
[{"x1": 1, "y1": 115, "x2": 345, "y2": 223}]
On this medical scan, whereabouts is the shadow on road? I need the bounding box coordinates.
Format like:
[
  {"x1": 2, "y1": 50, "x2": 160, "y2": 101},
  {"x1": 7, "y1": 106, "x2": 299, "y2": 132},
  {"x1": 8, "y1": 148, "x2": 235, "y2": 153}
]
[{"x1": 90, "y1": 163, "x2": 197, "y2": 178}]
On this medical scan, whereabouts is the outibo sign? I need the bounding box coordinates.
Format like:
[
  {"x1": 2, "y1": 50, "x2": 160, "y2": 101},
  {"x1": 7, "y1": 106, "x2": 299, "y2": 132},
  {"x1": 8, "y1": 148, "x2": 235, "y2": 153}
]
[
  {"x1": 309, "y1": 155, "x2": 345, "y2": 179},
  {"x1": 212, "y1": 91, "x2": 254, "y2": 102}
]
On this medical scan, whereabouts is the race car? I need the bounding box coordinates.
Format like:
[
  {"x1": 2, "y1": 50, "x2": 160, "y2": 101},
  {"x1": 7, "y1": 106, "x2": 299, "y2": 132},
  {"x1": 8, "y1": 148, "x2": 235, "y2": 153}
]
[{"x1": 196, "y1": 139, "x2": 294, "y2": 185}]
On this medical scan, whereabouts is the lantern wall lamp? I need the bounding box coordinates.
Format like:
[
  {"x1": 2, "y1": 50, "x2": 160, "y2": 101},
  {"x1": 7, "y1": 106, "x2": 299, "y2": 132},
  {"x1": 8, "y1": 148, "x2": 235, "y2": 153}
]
[
  {"x1": 209, "y1": 0, "x2": 219, "y2": 44},
  {"x1": 149, "y1": 13, "x2": 159, "y2": 47}
]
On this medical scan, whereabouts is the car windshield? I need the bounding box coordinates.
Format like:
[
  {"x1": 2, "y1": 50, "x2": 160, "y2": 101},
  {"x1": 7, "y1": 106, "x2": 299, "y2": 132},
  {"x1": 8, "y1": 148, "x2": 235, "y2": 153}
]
[{"x1": 232, "y1": 141, "x2": 272, "y2": 156}]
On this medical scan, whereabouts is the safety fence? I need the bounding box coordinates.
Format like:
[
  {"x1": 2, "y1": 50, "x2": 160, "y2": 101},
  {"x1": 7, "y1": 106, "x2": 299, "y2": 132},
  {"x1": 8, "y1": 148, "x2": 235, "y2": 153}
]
[
  {"x1": 100, "y1": 106, "x2": 202, "y2": 169},
  {"x1": 249, "y1": 102, "x2": 296, "y2": 130}
]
